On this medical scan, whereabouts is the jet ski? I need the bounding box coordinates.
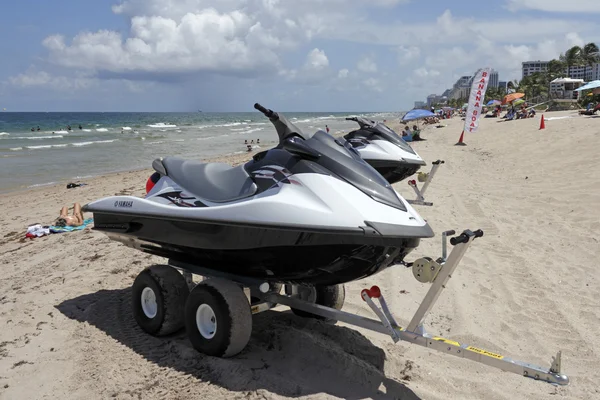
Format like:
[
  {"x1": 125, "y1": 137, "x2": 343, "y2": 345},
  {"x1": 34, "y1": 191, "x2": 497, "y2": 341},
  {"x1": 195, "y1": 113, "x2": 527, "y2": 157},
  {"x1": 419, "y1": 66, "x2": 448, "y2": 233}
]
[
  {"x1": 342, "y1": 117, "x2": 426, "y2": 184},
  {"x1": 83, "y1": 103, "x2": 434, "y2": 286}
]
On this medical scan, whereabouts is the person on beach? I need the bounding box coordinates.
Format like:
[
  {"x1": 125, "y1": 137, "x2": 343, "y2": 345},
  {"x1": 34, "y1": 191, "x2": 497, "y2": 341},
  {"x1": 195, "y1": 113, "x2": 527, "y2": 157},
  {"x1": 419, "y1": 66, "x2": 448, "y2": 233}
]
[
  {"x1": 326, "y1": 125, "x2": 330, "y2": 133},
  {"x1": 411, "y1": 125, "x2": 425, "y2": 141},
  {"x1": 401, "y1": 125, "x2": 413, "y2": 141},
  {"x1": 257, "y1": 139, "x2": 260, "y2": 144},
  {"x1": 55, "y1": 203, "x2": 85, "y2": 227}
]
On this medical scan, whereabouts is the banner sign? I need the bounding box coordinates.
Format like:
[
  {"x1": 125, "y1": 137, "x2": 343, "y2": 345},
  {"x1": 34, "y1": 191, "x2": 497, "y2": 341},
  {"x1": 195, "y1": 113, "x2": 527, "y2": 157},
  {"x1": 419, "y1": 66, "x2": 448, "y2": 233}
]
[{"x1": 463, "y1": 67, "x2": 492, "y2": 133}]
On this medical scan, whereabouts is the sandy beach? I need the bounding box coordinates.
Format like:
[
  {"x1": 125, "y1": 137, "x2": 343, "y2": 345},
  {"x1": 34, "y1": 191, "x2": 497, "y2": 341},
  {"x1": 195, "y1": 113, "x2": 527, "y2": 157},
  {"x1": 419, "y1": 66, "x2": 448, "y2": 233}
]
[{"x1": 1, "y1": 110, "x2": 599, "y2": 399}]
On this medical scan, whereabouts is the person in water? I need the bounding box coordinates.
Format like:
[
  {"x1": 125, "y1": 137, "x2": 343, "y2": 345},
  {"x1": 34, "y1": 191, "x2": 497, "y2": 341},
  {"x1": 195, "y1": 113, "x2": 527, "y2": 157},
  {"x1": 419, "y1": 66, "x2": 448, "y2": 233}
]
[
  {"x1": 78, "y1": 124, "x2": 82, "y2": 129},
  {"x1": 55, "y1": 203, "x2": 84, "y2": 227},
  {"x1": 256, "y1": 139, "x2": 260, "y2": 144}
]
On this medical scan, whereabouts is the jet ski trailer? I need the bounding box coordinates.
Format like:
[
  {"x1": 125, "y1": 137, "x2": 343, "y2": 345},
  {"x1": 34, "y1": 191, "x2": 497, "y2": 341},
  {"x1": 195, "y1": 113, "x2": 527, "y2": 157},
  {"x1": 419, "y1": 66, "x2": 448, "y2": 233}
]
[
  {"x1": 344, "y1": 116, "x2": 443, "y2": 207},
  {"x1": 125, "y1": 228, "x2": 568, "y2": 386}
]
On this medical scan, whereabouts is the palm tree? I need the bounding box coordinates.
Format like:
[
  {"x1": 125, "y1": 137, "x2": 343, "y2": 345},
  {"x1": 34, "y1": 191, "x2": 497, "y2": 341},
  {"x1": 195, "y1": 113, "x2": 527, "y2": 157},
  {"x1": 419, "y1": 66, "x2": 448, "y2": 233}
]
[
  {"x1": 559, "y1": 46, "x2": 583, "y2": 78},
  {"x1": 581, "y1": 42, "x2": 600, "y2": 79}
]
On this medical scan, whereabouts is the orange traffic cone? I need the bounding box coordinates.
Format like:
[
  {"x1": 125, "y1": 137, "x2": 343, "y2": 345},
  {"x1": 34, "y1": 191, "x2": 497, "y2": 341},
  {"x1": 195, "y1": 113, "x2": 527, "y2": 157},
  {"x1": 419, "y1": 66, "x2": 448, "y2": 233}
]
[
  {"x1": 539, "y1": 114, "x2": 545, "y2": 130},
  {"x1": 455, "y1": 130, "x2": 467, "y2": 146}
]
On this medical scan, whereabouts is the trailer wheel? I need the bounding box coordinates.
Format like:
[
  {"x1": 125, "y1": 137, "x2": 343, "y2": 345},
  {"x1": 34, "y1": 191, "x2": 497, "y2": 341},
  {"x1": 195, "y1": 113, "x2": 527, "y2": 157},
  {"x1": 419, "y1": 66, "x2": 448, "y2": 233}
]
[
  {"x1": 131, "y1": 264, "x2": 189, "y2": 336},
  {"x1": 287, "y1": 284, "x2": 345, "y2": 322},
  {"x1": 184, "y1": 278, "x2": 252, "y2": 358}
]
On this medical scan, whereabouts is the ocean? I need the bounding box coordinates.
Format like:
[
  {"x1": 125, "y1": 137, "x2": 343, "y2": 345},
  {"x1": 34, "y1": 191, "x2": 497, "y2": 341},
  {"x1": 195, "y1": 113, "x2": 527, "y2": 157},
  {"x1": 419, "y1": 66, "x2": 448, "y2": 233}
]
[{"x1": 0, "y1": 111, "x2": 401, "y2": 192}]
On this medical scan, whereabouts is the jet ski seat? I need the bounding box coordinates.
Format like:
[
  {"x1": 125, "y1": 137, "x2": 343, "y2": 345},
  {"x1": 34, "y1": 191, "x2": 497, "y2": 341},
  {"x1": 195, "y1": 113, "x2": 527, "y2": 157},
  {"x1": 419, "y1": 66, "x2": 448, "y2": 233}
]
[{"x1": 159, "y1": 157, "x2": 257, "y2": 203}]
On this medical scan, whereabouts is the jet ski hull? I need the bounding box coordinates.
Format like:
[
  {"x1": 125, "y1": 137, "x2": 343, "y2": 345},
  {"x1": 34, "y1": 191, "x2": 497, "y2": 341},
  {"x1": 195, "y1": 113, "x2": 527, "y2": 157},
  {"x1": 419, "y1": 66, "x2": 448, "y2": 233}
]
[
  {"x1": 91, "y1": 210, "x2": 425, "y2": 286},
  {"x1": 366, "y1": 158, "x2": 426, "y2": 185}
]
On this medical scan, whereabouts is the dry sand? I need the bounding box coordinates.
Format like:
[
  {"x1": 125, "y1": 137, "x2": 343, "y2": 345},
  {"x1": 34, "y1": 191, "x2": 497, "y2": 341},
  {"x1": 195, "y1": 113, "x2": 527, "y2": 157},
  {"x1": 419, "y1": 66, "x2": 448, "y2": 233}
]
[{"x1": 0, "y1": 110, "x2": 599, "y2": 399}]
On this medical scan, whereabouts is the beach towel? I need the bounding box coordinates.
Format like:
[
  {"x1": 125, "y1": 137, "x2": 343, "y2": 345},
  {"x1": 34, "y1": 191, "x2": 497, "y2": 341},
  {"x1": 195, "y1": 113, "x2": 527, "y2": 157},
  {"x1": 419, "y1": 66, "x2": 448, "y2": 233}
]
[{"x1": 49, "y1": 218, "x2": 93, "y2": 233}]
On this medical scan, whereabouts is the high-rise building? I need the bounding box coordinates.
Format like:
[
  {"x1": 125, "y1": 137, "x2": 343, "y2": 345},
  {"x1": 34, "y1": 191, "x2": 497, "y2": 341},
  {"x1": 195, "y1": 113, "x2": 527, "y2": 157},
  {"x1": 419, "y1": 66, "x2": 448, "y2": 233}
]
[
  {"x1": 522, "y1": 61, "x2": 549, "y2": 78},
  {"x1": 414, "y1": 101, "x2": 427, "y2": 109}
]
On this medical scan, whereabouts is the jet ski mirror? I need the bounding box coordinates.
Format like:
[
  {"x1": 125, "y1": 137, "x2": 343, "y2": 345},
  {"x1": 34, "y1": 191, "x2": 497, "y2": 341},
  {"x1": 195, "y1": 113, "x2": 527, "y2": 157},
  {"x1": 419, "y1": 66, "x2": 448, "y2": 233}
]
[{"x1": 281, "y1": 137, "x2": 321, "y2": 161}]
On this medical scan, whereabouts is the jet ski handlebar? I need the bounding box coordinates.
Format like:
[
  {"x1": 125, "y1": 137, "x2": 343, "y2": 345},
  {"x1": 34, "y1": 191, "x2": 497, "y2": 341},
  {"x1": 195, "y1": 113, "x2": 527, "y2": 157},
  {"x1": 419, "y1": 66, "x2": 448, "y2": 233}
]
[{"x1": 254, "y1": 103, "x2": 277, "y2": 120}]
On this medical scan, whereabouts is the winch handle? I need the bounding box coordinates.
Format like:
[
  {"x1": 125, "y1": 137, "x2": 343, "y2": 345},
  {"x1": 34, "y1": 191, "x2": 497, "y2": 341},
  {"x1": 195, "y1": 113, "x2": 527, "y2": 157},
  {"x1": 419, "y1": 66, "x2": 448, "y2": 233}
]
[{"x1": 450, "y1": 229, "x2": 484, "y2": 245}]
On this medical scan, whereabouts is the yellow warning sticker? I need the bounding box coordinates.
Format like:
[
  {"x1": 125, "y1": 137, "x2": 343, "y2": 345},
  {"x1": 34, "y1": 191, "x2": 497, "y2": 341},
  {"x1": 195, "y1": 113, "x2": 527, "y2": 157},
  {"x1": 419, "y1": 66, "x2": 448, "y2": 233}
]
[
  {"x1": 251, "y1": 305, "x2": 260, "y2": 314},
  {"x1": 433, "y1": 337, "x2": 461, "y2": 347},
  {"x1": 466, "y1": 346, "x2": 504, "y2": 359}
]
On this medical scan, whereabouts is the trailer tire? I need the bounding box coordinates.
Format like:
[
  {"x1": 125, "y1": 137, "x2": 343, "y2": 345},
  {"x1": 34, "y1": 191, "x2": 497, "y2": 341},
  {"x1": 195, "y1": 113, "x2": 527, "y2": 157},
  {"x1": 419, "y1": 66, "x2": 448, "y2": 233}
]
[
  {"x1": 184, "y1": 278, "x2": 252, "y2": 358},
  {"x1": 131, "y1": 264, "x2": 189, "y2": 336},
  {"x1": 288, "y1": 284, "x2": 345, "y2": 322}
]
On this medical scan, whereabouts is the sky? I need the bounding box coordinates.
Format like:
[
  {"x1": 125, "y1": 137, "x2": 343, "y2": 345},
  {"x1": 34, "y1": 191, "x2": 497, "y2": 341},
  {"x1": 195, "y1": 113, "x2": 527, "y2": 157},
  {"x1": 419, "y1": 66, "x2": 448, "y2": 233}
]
[{"x1": 0, "y1": 0, "x2": 598, "y2": 112}]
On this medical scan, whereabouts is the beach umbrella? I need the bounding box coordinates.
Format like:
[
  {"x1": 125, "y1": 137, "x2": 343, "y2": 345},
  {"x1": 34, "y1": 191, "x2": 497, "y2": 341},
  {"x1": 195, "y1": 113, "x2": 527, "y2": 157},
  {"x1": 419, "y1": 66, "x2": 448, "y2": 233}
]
[
  {"x1": 486, "y1": 99, "x2": 501, "y2": 106},
  {"x1": 574, "y1": 80, "x2": 600, "y2": 91},
  {"x1": 502, "y1": 92, "x2": 525, "y2": 104},
  {"x1": 401, "y1": 109, "x2": 436, "y2": 122}
]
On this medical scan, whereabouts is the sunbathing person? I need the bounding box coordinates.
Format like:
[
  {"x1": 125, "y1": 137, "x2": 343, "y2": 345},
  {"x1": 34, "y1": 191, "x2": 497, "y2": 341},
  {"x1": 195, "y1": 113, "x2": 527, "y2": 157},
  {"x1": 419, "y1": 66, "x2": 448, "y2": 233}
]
[{"x1": 55, "y1": 203, "x2": 84, "y2": 227}]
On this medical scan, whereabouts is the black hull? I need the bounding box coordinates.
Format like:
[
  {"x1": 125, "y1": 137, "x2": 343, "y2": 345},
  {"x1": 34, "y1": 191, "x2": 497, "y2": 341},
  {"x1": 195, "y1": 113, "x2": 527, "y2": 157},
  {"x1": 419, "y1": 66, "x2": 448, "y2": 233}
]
[
  {"x1": 366, "y1": 159, "x2": 425, "y2": 184},
  {"x1": 91, "y1": 212, "x2": 426, "y2": 286}
]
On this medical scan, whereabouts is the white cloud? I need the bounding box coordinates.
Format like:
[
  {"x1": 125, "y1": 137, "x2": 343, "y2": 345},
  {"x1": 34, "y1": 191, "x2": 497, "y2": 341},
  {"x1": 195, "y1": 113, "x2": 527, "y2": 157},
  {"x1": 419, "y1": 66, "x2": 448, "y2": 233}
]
[
  {"x1": 338, "y1": 68, "x2": 349, "y2": 79},
  {"x1": 506, "y1": 0, "x2": 600, "y2": 13},
  {"x1": 280, "y1": 48, "x2": 333, "y2": 84},
  {"x1": 305, "y1": 48, "x2": 329, "y2": 70},
  {"x1": 8, "y1": 69, "x2": 96, "y2": 90},
  {"x1": 397, "y1": 45, "x2": 420, "y2": 65},
  {"x1": 413, "y1": 68, "x2": 440, "y2": 78},
  {"x1": 357, "y1": 56, "x2": 378, "y2": 73},
  {"x1": 363, "y1": 77, "x2": 383, "y2": 92}
]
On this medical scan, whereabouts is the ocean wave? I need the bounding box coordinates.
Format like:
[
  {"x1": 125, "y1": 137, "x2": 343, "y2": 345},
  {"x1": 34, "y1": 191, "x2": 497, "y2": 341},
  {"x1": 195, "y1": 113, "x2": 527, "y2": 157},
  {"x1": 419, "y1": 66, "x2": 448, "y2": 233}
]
[
  {"x1": 148, "y1": 123, "x2": 177, "y2": 128},
  {"x1": 122, "y1": 126, "x2": 132, "y2": 130},
  {"x1": 96, "y1": 128, "x2": 109, "y2": 132},
  {"x1": 243, "y1": 127, "x2": 264, "y2": 135},
  {"x1": 82, "y1": 129, "x2": 92, "y2": 132},
  {"x1": 54, "y1": 130, "x2": 69, "y2": 134},
  {"x1": 10, "y1": 147, "x2": 22, "y2": 151},
  {"x1": 0, "y1": 132, "x2": 8, "y2": 136},
  {"x1": 72, "y1": 139, "x2": 118, "y2": 147},
  {"x1": 10, "y1": 135, "x2": 64, "y2": 140},
  {"x1": 198, "y1": 122, "x2": 245, "y2": 129},
  {"x1": 25, "y1": 144, "x2": 69, "y2": 150},
  {"x1": 28, "y1": 181, "x2": 58, "y2": 188}
]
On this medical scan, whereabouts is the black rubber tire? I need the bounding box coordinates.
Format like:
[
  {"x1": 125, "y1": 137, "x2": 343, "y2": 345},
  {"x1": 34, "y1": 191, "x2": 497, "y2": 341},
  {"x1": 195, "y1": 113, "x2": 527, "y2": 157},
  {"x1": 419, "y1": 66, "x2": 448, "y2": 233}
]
[
  {"x1": 131, "y1": 264, "x2": 189, "y2": 336},
  {"x1": 290, "y1": 284, "x2": 345, "y2": 322},
  {"x1": 184, "y1": 278, "x2": 252, "y2": 358}
]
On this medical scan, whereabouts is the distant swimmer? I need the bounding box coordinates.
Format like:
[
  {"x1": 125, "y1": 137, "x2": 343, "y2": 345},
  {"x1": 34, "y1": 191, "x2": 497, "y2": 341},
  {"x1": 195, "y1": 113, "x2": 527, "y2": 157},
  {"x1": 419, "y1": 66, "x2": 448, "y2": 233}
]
[
  {"x1": 37, "y1": 126, "x2": 40, "y2": 131},
  {"x1": 31, "y1": 127, "x2": 35, "y2": 131},
  {"x1": 251, "y1": 140, "x2": 254, "y2": 144},
  {"x1": 78, "y1": 124, "x2": 82, "y2": 129},
  {"x1": 247, "y1": 144, "x2": 252, "y2": 152},
  {"x1": 326, "y1": 125, "x2": 330, "y2": 133},
  {"x1": 244, "y1": 139, "x2": 248, "y2": 144},
  {"x1": 67, "y1": 125, "x2": 72, "y2": 131},
  {"x1": 257, "y1": 139, "x2": 260, "y2": 144}
]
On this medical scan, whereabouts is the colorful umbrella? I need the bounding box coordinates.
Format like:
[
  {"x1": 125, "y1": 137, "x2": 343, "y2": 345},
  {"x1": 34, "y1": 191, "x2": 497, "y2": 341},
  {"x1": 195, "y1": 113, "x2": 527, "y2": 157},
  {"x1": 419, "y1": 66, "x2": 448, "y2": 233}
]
[
  {"x1": 401, "y1": 109, "x2": 436, "y2": 121},
  {"x1": 502, "y1": 92, "x2": 525, "y2": 104},
  {"x1": 574, "y1": 80, "x2": 600, "y2": 91},
  {"x1": 512, "y1": 99, "x2": 525, "y2": 106},
  {"x1": 486, "y1": 100, "x2": 501, "y2": 106}
]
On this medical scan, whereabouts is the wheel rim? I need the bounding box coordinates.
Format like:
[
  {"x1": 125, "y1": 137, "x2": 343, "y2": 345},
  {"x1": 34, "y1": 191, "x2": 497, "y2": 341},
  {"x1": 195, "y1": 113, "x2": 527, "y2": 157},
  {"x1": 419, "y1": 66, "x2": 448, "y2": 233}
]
[
  {"x1": 141, "y1": 287, "x2": 158, "y2": 319},
  {"x1": 196, "y1": 304, "x2": 217, "y2": 339}
]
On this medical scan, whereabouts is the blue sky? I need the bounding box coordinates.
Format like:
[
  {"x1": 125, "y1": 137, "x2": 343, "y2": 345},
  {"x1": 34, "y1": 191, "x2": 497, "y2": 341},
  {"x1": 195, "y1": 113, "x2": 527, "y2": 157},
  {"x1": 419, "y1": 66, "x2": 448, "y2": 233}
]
[{"x1": 0, "y1": 0, "x2": 598, "y2": 112}]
